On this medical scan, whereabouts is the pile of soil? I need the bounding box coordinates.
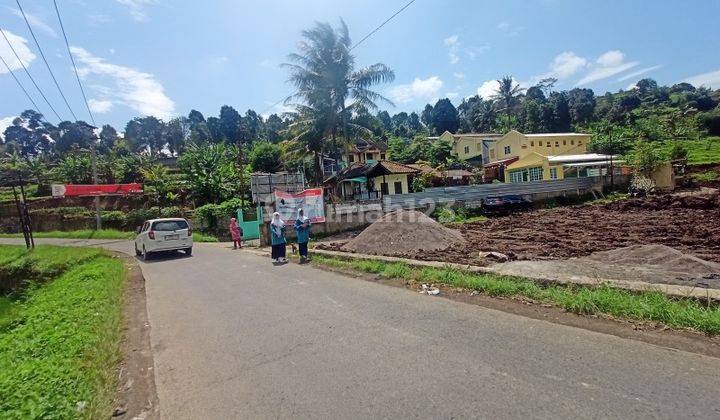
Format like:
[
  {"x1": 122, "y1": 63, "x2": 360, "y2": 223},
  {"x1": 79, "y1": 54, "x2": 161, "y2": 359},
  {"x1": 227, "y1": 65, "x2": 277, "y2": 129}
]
[
  {"x1": 341, "y1": 210, "x2": 466, "y2": 256},
  {"x1": 493, "y1": 244, "x2": 720, "y2": 289},
  {"x1": 415, "y1": 193, "x2": 720, "y2": 265},
  {"x1": 604, "y1": 191, "x2": 720, "y2": 211}
]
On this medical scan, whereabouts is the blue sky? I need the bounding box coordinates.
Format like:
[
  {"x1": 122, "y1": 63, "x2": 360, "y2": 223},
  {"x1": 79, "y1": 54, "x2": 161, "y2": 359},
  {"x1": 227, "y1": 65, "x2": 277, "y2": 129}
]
[{"x1": 1, "y1": 0, "x2": 720, "y2": 132}]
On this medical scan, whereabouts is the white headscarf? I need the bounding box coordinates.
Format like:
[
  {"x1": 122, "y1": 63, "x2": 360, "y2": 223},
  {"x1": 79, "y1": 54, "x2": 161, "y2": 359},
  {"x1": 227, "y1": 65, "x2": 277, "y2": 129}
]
[
  {"x1": 271, "y1": 212, "x2": 284, "y2": 236},
  {"x1": 297, "y1": 208, "x2": 309, "y2": 223}
]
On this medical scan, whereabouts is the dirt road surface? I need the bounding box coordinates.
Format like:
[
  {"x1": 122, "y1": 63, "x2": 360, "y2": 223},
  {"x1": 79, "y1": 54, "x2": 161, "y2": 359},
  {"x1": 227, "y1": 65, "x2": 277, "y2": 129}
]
[{"x1": 2, "y1": 238, "x2": 720, "y2": 418}]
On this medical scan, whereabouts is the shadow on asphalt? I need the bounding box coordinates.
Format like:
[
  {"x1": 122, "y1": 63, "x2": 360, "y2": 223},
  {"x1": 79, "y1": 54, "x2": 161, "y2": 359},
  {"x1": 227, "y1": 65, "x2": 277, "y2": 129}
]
[{"x1": 136, "y1": 250, "x2": 193, "y2": 264}]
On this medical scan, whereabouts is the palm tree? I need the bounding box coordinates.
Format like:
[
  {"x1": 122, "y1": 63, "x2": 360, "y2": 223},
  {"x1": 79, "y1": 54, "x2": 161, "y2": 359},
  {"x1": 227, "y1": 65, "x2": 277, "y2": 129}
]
[
  {"x1": 283, "y1": 20, "x2": 395, "y2": 163},
  {"x1": 492, "y1": 75, "x2": 525, "y2": 131}
]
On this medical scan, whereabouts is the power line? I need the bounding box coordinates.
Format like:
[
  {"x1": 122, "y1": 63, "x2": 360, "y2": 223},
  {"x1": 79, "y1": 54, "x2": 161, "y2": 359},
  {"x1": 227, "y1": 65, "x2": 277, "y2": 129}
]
[
  {"x1": 0, "y1": 53, "x2": 44, "y2": 117},
  {"x1": 349, "y1": 0, "x2": 416, "y2": 51},
  {"x1": 53, "y1": 0, "x2": 95, "y2": 126},
  {"x1": 260, "y1": 0, "x2": 418, "y2": 116},
  {"x1": 16, "y1": 0, "x2": 78, "y2": 121},
  {"x1": 0, "y1": 27, "x2": 62, "y2": 122}
]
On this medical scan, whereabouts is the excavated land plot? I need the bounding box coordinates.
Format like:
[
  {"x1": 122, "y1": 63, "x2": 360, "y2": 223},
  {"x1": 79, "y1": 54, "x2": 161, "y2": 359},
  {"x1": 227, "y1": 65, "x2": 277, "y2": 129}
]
[
  {"x1": 318, "y1": 192, "x2": 720, "y2": 266},
  {"x1": 418, "y1": 192, "x2": 720, "y2": 265}
]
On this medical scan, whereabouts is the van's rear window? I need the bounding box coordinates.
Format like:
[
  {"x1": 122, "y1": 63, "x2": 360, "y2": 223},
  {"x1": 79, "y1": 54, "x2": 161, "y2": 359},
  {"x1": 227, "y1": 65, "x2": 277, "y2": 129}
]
[{"x1": 152, "y1": 220, "x2": 188, "y2": 231}]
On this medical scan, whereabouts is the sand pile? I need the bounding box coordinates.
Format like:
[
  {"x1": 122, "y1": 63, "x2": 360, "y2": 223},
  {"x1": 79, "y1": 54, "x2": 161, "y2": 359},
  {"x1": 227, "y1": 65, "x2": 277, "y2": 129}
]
[
  {"x1": 585, "y1": 244, "x2": 720, "y2": 276},
  {"x1": 342, "y1": 210, "x2": 466, "y2": 256}
]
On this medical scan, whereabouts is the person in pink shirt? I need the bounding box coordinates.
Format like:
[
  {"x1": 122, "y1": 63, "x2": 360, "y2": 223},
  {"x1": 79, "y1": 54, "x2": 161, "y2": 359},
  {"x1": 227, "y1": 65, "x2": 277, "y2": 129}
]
[{"x1": 229, "y1": 217, "x2": 243, "y2": 249}]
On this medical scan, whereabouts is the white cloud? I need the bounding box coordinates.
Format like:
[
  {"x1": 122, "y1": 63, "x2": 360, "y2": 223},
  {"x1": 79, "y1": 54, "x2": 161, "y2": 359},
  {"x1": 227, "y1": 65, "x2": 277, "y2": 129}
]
[
  {"x1": 388, "y1": 76, "x2": 443, "y2": 104},
  {"x1": 476, "y1": 77, "x2": 525, "y2": 100},
  {"x1": 88, "y1": 99, "x2": 113, "y2": 113},
  {"x1": 683, "y1": 69, "x2": 720, "y2": 89},
  {"x1": 9, "y1": 8, "x2": 57, "y2": 38},
  {"x1": 496, "y1": 21, "x2": 524, "y2": 36},
  {"x1": 115, "y1": 0, "x2": 156, "y2": 21},
  {"x1": 71, "y1": 46, "x2": 175, "y2": 119},
  {"x1": 453, "y1": 72, "x2": 466, "y2": 80},
  {"x1": 547, "y1": 51, "x2": 587, "y2": 79},
  {"x1": 444, "y1": 35, "x2": 460, "y2": 65},
  {"x1": 576, "y1": 50, "x2": 639, "y2": 86},
  {"x1": 0, "y1": 30, "x2": 36, "y2": 73},
  {"x1": 616, "y1": 65, "x2": 663, "y2": 82}
]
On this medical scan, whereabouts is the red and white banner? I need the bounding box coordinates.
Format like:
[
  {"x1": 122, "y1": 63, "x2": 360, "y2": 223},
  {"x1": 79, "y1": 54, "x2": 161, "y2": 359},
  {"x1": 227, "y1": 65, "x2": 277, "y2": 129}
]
[
  {"x1": 51, "y1": 183, "x2": 144, "y2": 197},
  {"x1": 274, "y1": 188, "x2": 325, "y2": 223}
]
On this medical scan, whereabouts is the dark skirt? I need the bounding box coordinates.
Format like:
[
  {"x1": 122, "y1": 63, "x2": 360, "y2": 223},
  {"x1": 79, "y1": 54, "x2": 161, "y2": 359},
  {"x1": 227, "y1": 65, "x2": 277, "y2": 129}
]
[
  {"x1": 271, "y1": 243, "x2": 286, "y2": 259},
  {"x1": 298, "y1": 242, "x2": 308, "y2": 257}
]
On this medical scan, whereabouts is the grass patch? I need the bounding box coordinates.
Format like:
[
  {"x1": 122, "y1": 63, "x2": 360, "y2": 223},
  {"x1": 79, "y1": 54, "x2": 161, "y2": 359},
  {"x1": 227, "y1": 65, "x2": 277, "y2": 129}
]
[
  {"x1": 312, "y1": 255, "x2": 720, "y2": 335},
  {"x1": 0, "y1": 245, "x2": 125, "y2": 418},
  {"x1": 692, "y1": 170, "x2": 718, "y2": 183},
  {"x1": 0, "y1": 229, "x2": 218, "y2": 243},
  {"x1": 587, "y1": 191, "x2": 629, "y2": 205},
  {"x1": 658, "y1": 137, "x2": 720, "y2": 165}
]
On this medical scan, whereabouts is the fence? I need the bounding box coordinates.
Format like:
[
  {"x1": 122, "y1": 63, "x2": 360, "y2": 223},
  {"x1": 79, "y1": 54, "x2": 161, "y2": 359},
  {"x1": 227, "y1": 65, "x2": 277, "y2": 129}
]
[{"x1": 382, "y1": 177, "x2": 603, "y2": 211}]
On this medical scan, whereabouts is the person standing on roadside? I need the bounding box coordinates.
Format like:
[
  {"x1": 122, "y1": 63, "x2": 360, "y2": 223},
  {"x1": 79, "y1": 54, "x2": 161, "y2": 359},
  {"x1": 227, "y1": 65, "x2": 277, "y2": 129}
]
[
  {"x1": 270, "y1": 212, "x2": 287, "y2": 263},
  {"x1": 294, "y1": 208, "x2": 311, "y2": 263},
  {"x1": 229, "y1": 217, "x2": 243, "y2": 249}
]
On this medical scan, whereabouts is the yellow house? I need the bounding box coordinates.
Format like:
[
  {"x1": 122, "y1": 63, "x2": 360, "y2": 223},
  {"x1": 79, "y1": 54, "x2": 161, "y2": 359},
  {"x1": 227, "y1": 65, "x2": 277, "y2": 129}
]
[
  {"x1": 504, "y1": 153, "x2": 619, "y2": 183},
  {"x1": 436, "y1": 131, "x2": 502, "y2": 164},
  {"x1": 328, "y1": 160, "x2": 418, "y2": 200},
  {"x1": 490, "y1": 130, "x2": 590, "y2": 162}
]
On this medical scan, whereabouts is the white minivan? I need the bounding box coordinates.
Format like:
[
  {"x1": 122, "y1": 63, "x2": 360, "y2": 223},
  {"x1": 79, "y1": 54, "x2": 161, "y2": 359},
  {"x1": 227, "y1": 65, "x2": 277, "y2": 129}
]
[{"x1": 135, "y1": 218, "x2": 193, "y2": 260}]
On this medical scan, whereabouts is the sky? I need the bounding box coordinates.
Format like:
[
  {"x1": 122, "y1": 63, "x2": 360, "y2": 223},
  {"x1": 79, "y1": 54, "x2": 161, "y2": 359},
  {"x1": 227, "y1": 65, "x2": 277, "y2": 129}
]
[{"x1": 1, "y1": 0, "x2": 720, "y2": 133}]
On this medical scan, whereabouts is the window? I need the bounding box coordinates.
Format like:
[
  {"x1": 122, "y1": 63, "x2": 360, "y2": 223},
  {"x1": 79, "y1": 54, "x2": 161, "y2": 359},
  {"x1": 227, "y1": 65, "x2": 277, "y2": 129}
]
[
  {"x1": 464, "y1": 145, "x2": 470, "y2": 154},
  {"x1": 555, "y1": 141, "x2": 559, "y2": 147},
  {"x1": 578, "y1": 140, "x2": 583, "y2": 145},
  {"x1": 366, "y1": 153, "x2": 374, "y2": 160},
  {"x1": 530, "y1": 141, "x2": 534, "y2": 147},
  {"x1": 571, "y1": 139, "x2": 575, "y2": 145},
  {"x1": 538, "y1": 141, "x2": 542, "y2": 147},
  {"x1": 547, "y1": 142, "x2": 551, "y2": 147},
  {"x1": 509, "y1": 170, "x2": 524, "y2": 183},
  {"x1": 393, "y1": 181, "x2": 403, "y2": 194},
  {"x1": 152, "y1": 220, "x2": 189, "y2": 231},
  {"x1": 550, "y1": 167, "x2": 558, "y2": 180},
  {"x1": 348, "y1": 155, "x2": 355, "y2": 163},
  {"x1": 380, "y1": 153, "x2": 385, "y2": 160},
  {"x1": 528, "y1": 167, "x2": 543, "y2": 181},
  {"x1": 380, "y1": 182, "x2": 389, "y2": 195},
  {"x1": 563, "y1": 140, "x2": 567, "y2": 146},
  {"x1": 521, "y1": 143, "x2": 527, "y2": 149},
  {"x1": 504, "y1": 145, "x2": 511, "y2": 155}
]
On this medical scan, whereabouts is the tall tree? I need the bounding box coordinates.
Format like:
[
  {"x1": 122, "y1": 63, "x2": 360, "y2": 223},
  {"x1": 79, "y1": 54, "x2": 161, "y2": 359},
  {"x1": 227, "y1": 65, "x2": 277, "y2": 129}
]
[
  {"x1": 1, "y1": 110, "x2": 55, "y2": 157},
  {"x1": 430, "y1": 98, "x2": 459, "y2": 134},
  {"x1": 98, "y1": 124, "x2": 119, "y2": 152},
  {"x1": 264, "y1": 114, "x2": 286, "y2": 143},
  {"x1": 188, "y1": 109, "x2": 212, "y2": 143},
  {"x1": 421, "y1": 104, "x2": 434, "y2": 127},
  {"x1": 124, "y1": 116, "x2": 165, "y2": 155},
  {"x1": 492, "y1": 75, "x2": 525, "y2": 131},
  {"x1": 165, "y1": 117, "x2": 190, "y2": 156},
  {"x1": 283, "y1": 20, "x2": 395, "y2": 160},
  {"x1": 567, "y1": 88, "x2": 596, "y2": 126}
]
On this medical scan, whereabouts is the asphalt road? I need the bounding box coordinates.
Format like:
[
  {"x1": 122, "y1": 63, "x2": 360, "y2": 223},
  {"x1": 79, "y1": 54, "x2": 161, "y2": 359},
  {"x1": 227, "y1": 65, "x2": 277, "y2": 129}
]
[{"x1": 3, "y1": 238, "x2": 720, "y2": 419}]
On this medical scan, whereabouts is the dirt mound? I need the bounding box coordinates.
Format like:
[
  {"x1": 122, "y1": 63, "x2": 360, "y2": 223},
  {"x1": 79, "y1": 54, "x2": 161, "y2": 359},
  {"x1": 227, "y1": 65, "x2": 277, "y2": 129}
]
[
  {"x1": 604, "y1": 192, "x2": 720, "y2": 211},
  {"x1": 342, "y1": 210, "x2": 466, "y2": 256},
  {"x1": 586, "y1": 244, "x2": 720, "y2": 276}
]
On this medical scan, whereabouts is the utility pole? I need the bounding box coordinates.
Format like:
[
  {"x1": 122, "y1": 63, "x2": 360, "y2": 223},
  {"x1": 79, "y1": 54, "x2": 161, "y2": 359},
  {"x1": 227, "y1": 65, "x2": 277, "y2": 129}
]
[{"x1": 89, "y1": 125, "x2": 101, "y2": 230}]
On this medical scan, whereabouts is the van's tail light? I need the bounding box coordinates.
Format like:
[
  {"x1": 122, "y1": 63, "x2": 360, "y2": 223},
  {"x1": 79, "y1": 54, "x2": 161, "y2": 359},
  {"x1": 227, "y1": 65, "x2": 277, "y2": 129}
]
[
  {"x1": 148, "y1": 230, "x2": 155, "y2": 240},
  {"x1": 187, "y1": 227, "x2": 192, "y2": 237}
]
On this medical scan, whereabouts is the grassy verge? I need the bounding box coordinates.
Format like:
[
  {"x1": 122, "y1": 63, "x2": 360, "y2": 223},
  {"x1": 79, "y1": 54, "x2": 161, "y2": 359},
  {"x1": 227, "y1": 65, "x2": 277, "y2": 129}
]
[
  {"x1": 658, "y1": 137, "x2": 720, "y2": 165},
  {"x1": 312, "y1": 255, "x2": 720, "y2": 335},
  {"x1": 0, "y1": 245, "x2": 125, "y2": 418},
  {"x1": 692, "y1": 170, "x2": 718, "y2": 183},
  {"x1": 0, "y1": 229, "x2": 218, "y2": 242}
]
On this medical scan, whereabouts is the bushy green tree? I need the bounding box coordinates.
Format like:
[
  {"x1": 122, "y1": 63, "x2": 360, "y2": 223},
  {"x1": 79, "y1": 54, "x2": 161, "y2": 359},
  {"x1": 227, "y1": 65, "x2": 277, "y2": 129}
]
[
  {"x1": 249, "y1": 141, "x2": 282, "y2": 173},
  {"x1": 179, "y1": 143, "x2": 243, "y2": 205}
]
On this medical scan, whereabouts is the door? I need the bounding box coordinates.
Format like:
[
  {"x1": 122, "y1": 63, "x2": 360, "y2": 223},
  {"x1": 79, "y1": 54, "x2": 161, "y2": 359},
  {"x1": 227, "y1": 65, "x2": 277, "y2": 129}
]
[
  {"x1": 393, "y1": 181, "x2": 402, "y2": 194},
  {"x1": 238, "y1": 206, "x2": 263, "y2": 240}
]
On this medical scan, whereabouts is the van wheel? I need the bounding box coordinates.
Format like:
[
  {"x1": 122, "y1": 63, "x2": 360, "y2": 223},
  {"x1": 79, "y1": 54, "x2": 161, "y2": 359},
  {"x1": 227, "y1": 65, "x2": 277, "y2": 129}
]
[
  {"x1": 184, "y1": 247, "x2": 192, "y2": 256},
  {"x1": 135, "y1": 245, "x2": 142, "y2": 256}
]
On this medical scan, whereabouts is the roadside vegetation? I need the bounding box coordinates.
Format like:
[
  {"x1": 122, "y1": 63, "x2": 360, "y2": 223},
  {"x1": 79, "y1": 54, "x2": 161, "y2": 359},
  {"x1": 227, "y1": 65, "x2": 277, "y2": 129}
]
[
  {"x1": 312, "y1": 255, "x2": 720, "y2": 335},
  {"x1": 0, "y1": 245, "x2": 124, "y2": 418},
  {"x1": 0, "y1": 229, "x2": 218, "y2": 242}
]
